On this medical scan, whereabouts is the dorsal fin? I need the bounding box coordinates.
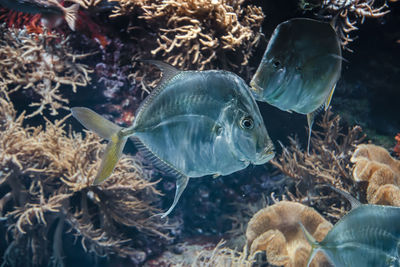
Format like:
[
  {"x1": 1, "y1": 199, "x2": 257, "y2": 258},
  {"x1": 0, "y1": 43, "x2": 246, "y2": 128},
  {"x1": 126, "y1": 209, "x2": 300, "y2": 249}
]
[{"x1": 134, "y1": 60, "x2": 181, "y2": 124}]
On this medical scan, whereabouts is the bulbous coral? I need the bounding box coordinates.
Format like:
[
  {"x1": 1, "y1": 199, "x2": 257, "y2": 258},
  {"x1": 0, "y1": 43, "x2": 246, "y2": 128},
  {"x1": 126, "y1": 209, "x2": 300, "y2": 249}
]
[
  {"x1": 111, "y1": 0, "x2": 264, "y2": 72},
  {"x1": 246, "y1": 201, "x2": 332, "y2": 267},
  {"x1": 0, "y1": 25, "x2": 92, "y2": 117},
  {"x1": 351, "y1": 144, "x2": 400, "y2": 206},
  {"x1": 0, "y1": 94, "x2": 175, "y2": 266}
]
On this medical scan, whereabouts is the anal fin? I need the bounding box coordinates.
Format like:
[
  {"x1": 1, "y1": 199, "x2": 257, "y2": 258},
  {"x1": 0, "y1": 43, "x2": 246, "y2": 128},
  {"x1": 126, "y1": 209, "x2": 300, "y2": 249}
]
[
  {"x1": 306, "y1": 112, "x2": 315, "y2": 155},
  {"x1": 161, "y1": 175, "x2": 189, "y2": 218}
]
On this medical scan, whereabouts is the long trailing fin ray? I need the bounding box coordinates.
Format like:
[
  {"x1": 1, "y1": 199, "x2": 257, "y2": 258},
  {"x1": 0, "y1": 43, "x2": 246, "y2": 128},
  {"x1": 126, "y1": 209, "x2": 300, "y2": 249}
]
[
  {"x1": 93, "y1": 134, "x2": 127, "y2": 185},
  {"x1": 134, "y1": 60, "x2": 181, "y2": 123},
  {"x1": 63, "y1": 3, "x2": 79, "y2": 31},
  {"x1": 161, "y1": 175, "x2": 189, "y2": 218},
  {"x1": 298, "y1": 222, "x2": 320, "y2": 267},
  {"x1": 306, "y1": 112, "x2": 315, "y2": 155},
  {"x1": 71, "y1": 107, "x2": 121, "y2": 140}
]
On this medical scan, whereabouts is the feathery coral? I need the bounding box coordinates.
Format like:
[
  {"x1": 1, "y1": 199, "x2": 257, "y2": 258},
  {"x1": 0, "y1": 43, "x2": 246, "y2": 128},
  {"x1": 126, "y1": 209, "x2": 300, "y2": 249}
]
[
  {"x1": 271, "y1": 109, "x2": 366, "y2": 221},
  {"x1": 351, "y1": 144, "x2": 400, "y2": 206},
  {"x1": 246, "y1": 201, "x2": 332, "y2": 267},
  {"x1": 0, "y1": 94, "x2": 173, "y2": 266},
  {"x1": 111, "y1": 0, "x2": 264, "y2": 72},
  {"x1": 0, "y1": 25, "x2": 92, "y2": 117}
]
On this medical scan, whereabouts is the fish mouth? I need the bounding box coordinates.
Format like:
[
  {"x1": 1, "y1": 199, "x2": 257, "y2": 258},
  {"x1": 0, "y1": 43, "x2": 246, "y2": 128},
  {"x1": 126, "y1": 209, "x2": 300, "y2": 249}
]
[
  {"x1": 249, "y1": 79, "x2": 262, "y2": 98},
  {"x1": 253, "y1": 146, "x2": 275, "y2": 165}
]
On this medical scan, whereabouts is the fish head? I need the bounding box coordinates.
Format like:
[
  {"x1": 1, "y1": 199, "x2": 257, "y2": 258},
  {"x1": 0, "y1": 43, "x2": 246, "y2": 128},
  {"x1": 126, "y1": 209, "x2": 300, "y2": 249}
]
[
  {"x1": 250, "y1": 53, "x2": 289, "y2": 101},
  {"x1": 222, "y1": 75, "x2": 275, "y2": 165}
]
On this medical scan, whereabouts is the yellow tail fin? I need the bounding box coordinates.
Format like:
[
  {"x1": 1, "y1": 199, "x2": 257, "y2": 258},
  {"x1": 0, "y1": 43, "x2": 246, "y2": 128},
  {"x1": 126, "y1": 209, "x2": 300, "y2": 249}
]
[{"x1": 71, "y1": 107, "x2": 129, "y2": 185}]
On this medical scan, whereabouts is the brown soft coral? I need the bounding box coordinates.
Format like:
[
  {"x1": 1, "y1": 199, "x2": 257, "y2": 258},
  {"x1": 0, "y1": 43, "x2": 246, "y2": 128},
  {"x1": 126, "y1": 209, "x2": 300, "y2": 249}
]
[
  {"x1": 111, "y1": 0, "x2": 264, "y2": 72},
  {"x1": 271, "y1": 109, "x2": 366, "y2": 221},
  {"x1": 0, "y1": 94, "x2": 174, "y2": 266},
  {"x1": 246, "y1": 201, "x2": 332, "y2": 267},
  {"x1": 351, "y1": 144, "x2": 400, "y2": 206},
  {"x1": 0, "y1": 25, "x2": 92, "y2": 117}
]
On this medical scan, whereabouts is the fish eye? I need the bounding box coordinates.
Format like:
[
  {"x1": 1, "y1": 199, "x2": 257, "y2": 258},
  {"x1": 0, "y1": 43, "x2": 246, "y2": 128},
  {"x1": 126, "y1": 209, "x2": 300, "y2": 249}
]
[
  {"x1": 240, "y1": 116, "x2": 254, "y2": 129},
  {"x1": 273, "y1": 61, "x2": 281, "y2": 68}
]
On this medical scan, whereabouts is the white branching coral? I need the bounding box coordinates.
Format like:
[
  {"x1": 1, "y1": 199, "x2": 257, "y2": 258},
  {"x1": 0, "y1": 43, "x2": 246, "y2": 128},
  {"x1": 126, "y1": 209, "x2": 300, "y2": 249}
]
[{"x1": 0, "y1": 25, "x2": 92, "y2": 117}]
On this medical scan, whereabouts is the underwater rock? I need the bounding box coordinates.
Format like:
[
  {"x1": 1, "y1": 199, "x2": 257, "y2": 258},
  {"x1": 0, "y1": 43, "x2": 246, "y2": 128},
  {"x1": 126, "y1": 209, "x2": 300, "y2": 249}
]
[
  {"x1": 351, "y1": 144, "x2": 400, "y2": 206},
  {"x1": 246, "y1": 201, "x2": 332, "y2": 267}
]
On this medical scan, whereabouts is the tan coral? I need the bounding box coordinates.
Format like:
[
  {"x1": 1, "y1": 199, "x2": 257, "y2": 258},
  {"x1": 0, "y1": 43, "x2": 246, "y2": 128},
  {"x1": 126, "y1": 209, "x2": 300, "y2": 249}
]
[
  {"x1": 0, "y1": 25, "x2": 92, "y2": 117},
  {"x1": 351, "y1": 144, "x2": 400, "y2": 206},
  {"x1": 246, "y1": 201, "x2": 332, "y2": 267},
  {"x1": 0, "y1": 93, "x2": 174, "y2": 266},
  {"x1": 110, "y1": 0, "x2": 264, "y2": 72}
]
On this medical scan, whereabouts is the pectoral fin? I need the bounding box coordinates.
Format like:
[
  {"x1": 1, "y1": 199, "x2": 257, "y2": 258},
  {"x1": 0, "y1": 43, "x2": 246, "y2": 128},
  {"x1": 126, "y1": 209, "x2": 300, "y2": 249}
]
[{"x1": 161, "y1": 175, "x2": 189, "y2": 218}]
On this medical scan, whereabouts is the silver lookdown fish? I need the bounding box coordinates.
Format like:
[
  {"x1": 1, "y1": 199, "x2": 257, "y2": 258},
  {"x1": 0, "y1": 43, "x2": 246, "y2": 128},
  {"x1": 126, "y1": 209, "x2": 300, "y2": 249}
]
[
  {"x1": 250, "y1": 18, "x2": 342, "y2": 153},
  {"x1": 72, "y1": 61, "x2": 275, "y2": 217},
  {"x1": 301, "y1": 188, "x2": 400, "y2": 267},
  {"x1": 0, "y1": 0, "x2": 79, "y2": 31}
]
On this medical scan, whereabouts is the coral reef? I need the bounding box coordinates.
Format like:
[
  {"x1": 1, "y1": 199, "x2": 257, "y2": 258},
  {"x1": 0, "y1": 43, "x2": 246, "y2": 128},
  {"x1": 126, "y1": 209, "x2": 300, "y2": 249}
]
[
  {"x1": 110, "y1": 0, "x2": 264, "y2": 72},
  {"x1": 0, "y1": 93, "x2": 175, "y2": 266},
  {"x1": 246, "y1": 201, "x2": 332, "y2": 267},
  {"x1": 271, "y1": 109, "x2": 367, "y2": 221},
  {"x1": 192, "y1": 240, "x2": 254, "y2": 267},
  {"x1": 300, "y1": 0, "x2": 395, "y2": 49},
  {"x1": 351, "y1": 144, "x2": 400, "y2": 206},
  {"x1": 0, "y1": 25, "x2": 92, "y2": 117}
]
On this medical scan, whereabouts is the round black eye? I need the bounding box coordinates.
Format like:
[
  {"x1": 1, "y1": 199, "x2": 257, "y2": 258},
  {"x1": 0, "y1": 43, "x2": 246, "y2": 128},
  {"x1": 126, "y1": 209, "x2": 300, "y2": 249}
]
[
  {"x1": 273, "y1": 61, "x2": 281, "y2": 68},
  {"x1": 240, "y1": 116, "x2": 254, "y2": 129}
]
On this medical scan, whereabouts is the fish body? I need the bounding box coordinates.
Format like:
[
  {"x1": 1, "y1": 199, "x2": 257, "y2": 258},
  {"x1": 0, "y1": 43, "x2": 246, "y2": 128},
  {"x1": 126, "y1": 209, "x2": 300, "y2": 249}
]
[
  {"x1": 302, "y1": 205, "x2": 400, "y2": 267},
  {"x1": 72, "y1": 61, "x2": 275, "y2": 217},
  {"x1": 0, "y1": 0, "x2": 79, "y2": 30},
  {"x1": 250, "y1": 18, "x2": 342, "y2": 152}
]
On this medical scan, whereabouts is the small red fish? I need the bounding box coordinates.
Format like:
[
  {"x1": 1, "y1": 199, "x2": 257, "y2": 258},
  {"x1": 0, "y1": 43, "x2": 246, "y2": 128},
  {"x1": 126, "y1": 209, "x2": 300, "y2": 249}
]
[{"x1": 0, "y1": 0, "x2": 79, "y2": 30}]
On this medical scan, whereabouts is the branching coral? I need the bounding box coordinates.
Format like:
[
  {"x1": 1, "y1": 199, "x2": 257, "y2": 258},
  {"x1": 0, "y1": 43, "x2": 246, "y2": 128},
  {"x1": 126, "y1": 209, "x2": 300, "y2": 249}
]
[
  {"x1": 0, "y1": 25, "x2": 92, "y2": 117},
  {"x1": 351, "y1": 144, "x2": 400, "y2": 206},
  {"x1": 192, "y1": 240, "x2": 254, "y2": 267},
  {"x1": 300, "y1": 0, "x2": 395, "y2": 49},
  {"x1": 271, "y1": 109, "x2": 366, "y2": 221},
  {"x1": 0, "y1": 94, "x2": 174, "y2": 266},
  {"x1": 246, "y1": 201, "x2": 332, "y2": 267},
  {"x1": 110, "y1": 0, "x2": 264, "y2": 72}
]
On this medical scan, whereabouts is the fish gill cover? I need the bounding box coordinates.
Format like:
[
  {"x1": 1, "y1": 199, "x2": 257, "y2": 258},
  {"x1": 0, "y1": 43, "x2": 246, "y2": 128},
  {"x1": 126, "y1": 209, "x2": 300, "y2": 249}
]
[{"x1": 0, "y1": 0, "x2": 399, "y2": 266}]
